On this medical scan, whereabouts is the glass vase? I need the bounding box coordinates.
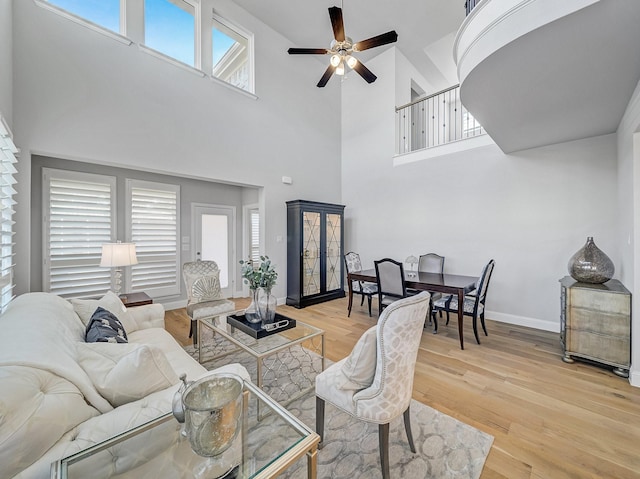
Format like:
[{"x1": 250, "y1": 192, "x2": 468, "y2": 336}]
[
  {"x1": 258, "y1": 288, "x2": 276, "y2": 327},
  {"x1": 244, "y1": 288, "x2": 261, "y2": 323},
  {"x1": 568, "y1": 236, "x2": 615, "y2": 284}
]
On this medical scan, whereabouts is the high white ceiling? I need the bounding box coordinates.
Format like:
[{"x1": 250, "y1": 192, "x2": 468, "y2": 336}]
[{"x1": 232, "y1": 0, "x2": 465, "y2": 91}]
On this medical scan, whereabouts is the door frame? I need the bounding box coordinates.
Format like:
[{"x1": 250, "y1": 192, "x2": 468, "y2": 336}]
[{"x1": 190, "y1": 203, "x2": 237, "y2": 298}]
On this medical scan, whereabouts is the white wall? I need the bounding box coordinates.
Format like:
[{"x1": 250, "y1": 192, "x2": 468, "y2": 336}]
[
  {"x1": 11, "y1": 0, "x2": 343, "y2": 301},
  {"x1": 0, "y1": 0, "x2": 12, "y2": 124},
  {"x1": 343, "y1": 46, "x2": 620, "y2": 333},
  {"x1": 617, "y1": 79, "x2": 640, "y2": 386}
]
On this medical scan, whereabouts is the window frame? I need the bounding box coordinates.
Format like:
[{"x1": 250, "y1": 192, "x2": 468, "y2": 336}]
[
  {"x1": 125, "y1": 179, "x2": 181, "y2": 297},
  {"x1": 211, "y1": 11, "x2": 255, "y2": 94},
  {"x1": 42, "y1": 168, "x2": 117, "y2": 298},
  {"x1": 143, "y1": 0, "x2": 201, "y2": 70},
  {"x1": 0, "y1": 117, "x2": 17, "y2": 311},
  {"x1": 34, "y1": 0, "x2": 132, "y2": 46}
]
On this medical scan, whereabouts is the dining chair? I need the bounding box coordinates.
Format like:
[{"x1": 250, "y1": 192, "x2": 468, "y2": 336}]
[
  {"x1": 315, "y1": 292, "x2": 431, "y2": 479},
  {"x1": 414, "y1": 253, "x2": 445, "y2": 324},
  {"x1": 344, "y1": 252, "x2": 378, "y2": 317},
  {"x1": 374, "y1": 258, "x2": 412, "y2": 315},
  {"x1": 182, "y1": 260, "x2": 235, "y2": 347},
  {"x1": 432, "y1": 259, "x2": 495, "y2": 344}
]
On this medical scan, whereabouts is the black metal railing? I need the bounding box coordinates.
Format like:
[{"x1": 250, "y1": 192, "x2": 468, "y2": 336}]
[
  {"x1": 465, "y1": 0, "x2": 481, "y2": 16},
  {"x1": 395, "y1": 84, "x2": 485, "y2": 155}
]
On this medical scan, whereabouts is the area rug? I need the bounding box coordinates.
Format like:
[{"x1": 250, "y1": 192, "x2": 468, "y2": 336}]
[{"x1": 185, "y1": 331, "x2": 493, "y2": 479}]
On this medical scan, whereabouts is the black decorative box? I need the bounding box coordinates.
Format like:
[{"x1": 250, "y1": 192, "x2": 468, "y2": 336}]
[{"x1": 227, "y1": 312, "x2": 296, "y2": 339}]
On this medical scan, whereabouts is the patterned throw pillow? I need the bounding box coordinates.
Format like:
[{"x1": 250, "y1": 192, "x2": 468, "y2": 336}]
[{"x1": 85, "y1": 307, "x2": 128, "y2": 343}]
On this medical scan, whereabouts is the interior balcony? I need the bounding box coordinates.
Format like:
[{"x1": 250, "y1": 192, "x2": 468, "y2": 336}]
[{"x1": 454, "y1": 0, "x2": 640, "y2": 153}]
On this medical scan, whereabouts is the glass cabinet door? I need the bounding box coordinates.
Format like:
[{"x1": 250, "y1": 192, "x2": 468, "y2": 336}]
[
  {"x1": 302, "y1": 211, "x2": 321, "y2": 296},
  {"x1": 325, "y1": 213, "x2": 342, "y2": 291}
]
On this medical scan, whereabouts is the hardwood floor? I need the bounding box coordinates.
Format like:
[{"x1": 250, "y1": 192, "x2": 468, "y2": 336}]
[{"x1": 165, "y1": 297, "x2": 640, "y2": 478}]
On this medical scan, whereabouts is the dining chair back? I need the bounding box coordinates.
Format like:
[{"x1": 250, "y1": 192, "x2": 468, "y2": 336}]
[
  {"x1": 418, "y1": 253, "x2": 445, "y2": 274},
  {"x1": 374, "y1": 258, "x2": 408, "y2": 315},
  {"x1": 344, "y1": 252, "x2": 377, "y2": 317}
]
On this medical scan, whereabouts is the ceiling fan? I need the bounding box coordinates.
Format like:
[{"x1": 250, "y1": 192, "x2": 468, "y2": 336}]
[{"x1": 287, "y1": 6, "x2": 398, "y2": 87}]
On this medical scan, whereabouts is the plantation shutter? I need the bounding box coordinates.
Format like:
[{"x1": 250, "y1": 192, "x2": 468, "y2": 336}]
[
  {"x1": 43, "y1": 168, "x2": 115, "y2": 298},
  {"x1": 0, "y1": 118, "x2": 17, "y2": 311},
  {"x1": 126, "y1": 180, "x2": 180, "y2": 297},
  {"x1": 249, "y1": 208, "x2": 260, "y2": 263}
]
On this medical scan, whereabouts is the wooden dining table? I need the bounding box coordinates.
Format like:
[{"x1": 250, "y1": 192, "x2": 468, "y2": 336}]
[{"x1": 348, "y1": 269, "x2": 479, "y2": 350}]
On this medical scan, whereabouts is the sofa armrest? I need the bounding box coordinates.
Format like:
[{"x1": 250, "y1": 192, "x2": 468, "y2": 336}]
[{"x1": 125, "y1": 303, "x2": 165, "y2": 333}]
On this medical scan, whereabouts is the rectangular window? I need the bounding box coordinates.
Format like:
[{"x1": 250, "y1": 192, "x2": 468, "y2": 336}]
[
  {"x1": 145, "y1": 0, "x2": 197, "y2": 67},
  {"x1": 249, "y1": 208, "x2": 260, "y2": 264},
  {"x1": 212, "y1": 14, "x2": 254, "y2": 93},
  {"x1": 0, "y1": 117, "x2": 17, "y2": 311},
  {"x1": 126, "y1": 180, "x2": 180, "y2": 297},
  {"x1": 44, "y1": 0, "x2": 121, "y2": 33},
  {"x1": 43, "y1": 169, "x2": 116, "y2": 298}
]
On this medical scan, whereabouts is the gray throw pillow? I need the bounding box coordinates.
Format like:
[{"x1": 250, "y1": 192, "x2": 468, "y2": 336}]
[{"x1": 85, "y1": 307, "x2": 128, "y2": 343}]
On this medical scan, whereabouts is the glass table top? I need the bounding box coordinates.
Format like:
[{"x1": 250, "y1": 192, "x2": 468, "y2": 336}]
[
  {"x1": 200, "y1": 312, "x2": 324, "y2": 357},
  {"x1": 51, "y1": 380, "x2": 318, "y2": 479}
]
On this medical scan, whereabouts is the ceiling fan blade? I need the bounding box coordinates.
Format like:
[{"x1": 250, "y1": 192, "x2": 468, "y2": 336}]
[
  {"x1": 353, "y1": 31, "x2": 398, "y2": 52},
  {"x1": 328, "y1": 6, "x2": 345, "y2": 42},
  {"x1": 352, "y1": 60, "x2": 377, "y2": 84},
  {"x1": 288, "y1": 48, "x2": 329, "y2": 55},
  {"x1": 317, "y1": 64, "x2": 337, "y2": 88}
]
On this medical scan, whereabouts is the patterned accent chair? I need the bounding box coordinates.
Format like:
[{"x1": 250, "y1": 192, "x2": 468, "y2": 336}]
[
  {"x1": 433, "y1": 259, "x2": 495, "y2": 344},
  {"x1": 315, "y1": 292, "x2": 431, "y2": 479},
  {"x1": 182, "y1": 261, "x2": 235, "y2": 347},
  {"x1": 344, "y1": 252, "x2": 378, "y2": 317}
]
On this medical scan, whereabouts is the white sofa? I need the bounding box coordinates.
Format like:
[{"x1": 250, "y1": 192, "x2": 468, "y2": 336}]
[{"x1": 0, "y1": 292, "x2": 249, "y2": 479}]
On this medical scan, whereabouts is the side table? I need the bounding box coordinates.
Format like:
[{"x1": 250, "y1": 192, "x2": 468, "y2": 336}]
[{"x1": 120, "y1": 292, "x2": 153, "y2": 308}]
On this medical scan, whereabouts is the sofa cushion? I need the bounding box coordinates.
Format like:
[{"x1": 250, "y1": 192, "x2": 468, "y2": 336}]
[
  {"x1": 71, "y1": 291, "x2": 135, "y2": 332},
  {"x1": 76, "y1": 342, "x2": 179, "y2": 407},
  {"x1": 0, "y1": 365, "x2": 100, "y2": 478},
  {"x1": 128, "y1": 327, "x2": 208, "y2": 381},
  {"x1": 85, "y1": 307, "x2": 128, "y2": 343},
  {"x1": 337, "y1": 326, "x2": 377, "y2": 390}
]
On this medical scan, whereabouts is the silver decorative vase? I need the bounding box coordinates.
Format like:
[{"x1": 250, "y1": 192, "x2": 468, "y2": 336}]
[{"x1": 568, "y1": 237, "x2": 614, "y2": 284}]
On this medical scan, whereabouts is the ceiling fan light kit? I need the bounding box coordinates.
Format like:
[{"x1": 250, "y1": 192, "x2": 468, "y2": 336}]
[{"x1": 287, "y1": 6, "x2": 398, "y2": 87}]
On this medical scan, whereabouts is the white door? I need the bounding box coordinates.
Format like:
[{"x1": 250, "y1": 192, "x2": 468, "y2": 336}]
[{"x1": 192, "y1": 204, "x2": 235, "y2": 298}]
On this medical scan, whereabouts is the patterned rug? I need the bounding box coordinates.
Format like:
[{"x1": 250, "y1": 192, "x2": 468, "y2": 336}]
[{"x1": 185, "y1": 330, "x2": 493, "y2": 479}]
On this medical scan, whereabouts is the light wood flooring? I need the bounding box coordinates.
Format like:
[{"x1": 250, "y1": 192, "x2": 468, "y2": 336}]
[{"x1": 164, "y1": 297, "x2": 640, "y2": 479}]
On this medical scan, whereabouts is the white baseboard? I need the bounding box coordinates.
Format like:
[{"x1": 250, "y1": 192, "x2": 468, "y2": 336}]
[
  {"x1": 486, "y1": 310, "x2": 560, "y2": 333},
  {"x1": 629, "y1": 367, "x2": 640, "y2": 388}
]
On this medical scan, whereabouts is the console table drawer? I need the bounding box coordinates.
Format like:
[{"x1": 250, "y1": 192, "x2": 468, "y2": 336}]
[
  {"x1": 565, "y1": 329, "x2": 630, "y2": 367},
  {"x1": 568, "y1": 308, "x2": 630, "y2": 337}
]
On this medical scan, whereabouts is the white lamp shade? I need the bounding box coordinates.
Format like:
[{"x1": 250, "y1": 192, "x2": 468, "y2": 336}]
[{"x1": 100, "y1": 243, "x2": 138, "y2": 267}]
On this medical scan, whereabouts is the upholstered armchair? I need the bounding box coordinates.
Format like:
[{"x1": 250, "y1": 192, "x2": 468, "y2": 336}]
[
  {"x1": 182, "y1": 261, "x2": 235, "y2": 346},
  {"x1": 315, "y1": 292, "x2": 431, "y2": 479}
]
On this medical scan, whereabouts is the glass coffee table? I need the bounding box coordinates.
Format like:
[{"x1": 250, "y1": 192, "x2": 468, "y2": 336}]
[
  {"x1": 51, "y1": 380, "x2": 319, "y2": 479},
  {"x1": 197, "y1": 311, "x2": 325, "y2": 408}
]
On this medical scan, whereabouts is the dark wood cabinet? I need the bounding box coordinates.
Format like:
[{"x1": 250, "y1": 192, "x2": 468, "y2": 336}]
[
  {"x1": 286, "y1": 200, "x2": 345, "y2": 308},
  {"x1": 560, "y1": 276, "x2": 631, "y2": 377}
]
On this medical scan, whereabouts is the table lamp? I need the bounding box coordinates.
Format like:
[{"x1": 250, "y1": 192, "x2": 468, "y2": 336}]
[
  {"x1": 100, "y1": 242, "x2": 138, "y2": 297},
  {"x1": 406, "y1": 255, "x2": 418, "y2": 277}
]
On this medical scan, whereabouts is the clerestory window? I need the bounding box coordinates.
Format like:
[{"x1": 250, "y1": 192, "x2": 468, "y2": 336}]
[
  {"x1": 44, "y1": 0, "x2": 121, "y2": 34},
  {"x1": 212, "y1": 14, "x2": 254, "y2": 93},
  {"x1": 144, "y1": 0, "x2": 198, "y2": 68}
]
